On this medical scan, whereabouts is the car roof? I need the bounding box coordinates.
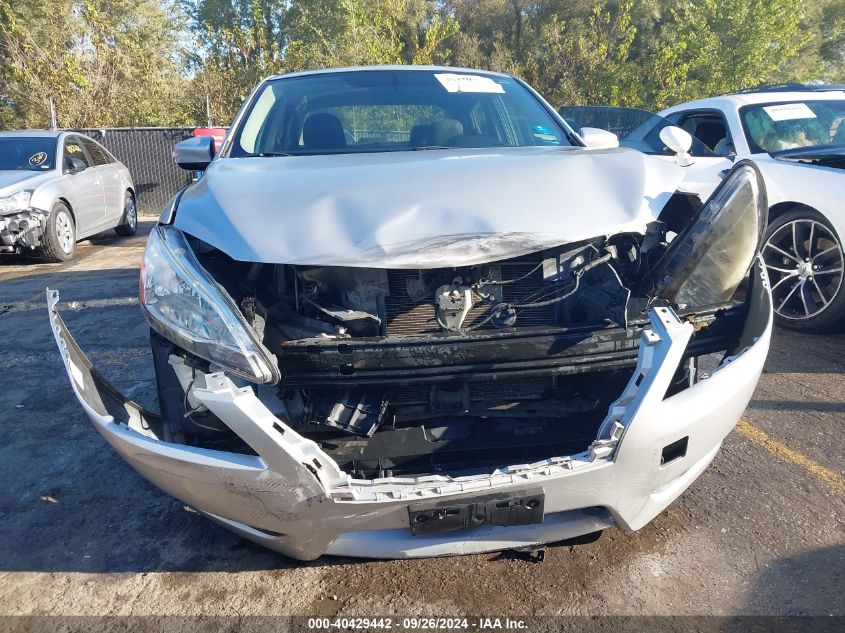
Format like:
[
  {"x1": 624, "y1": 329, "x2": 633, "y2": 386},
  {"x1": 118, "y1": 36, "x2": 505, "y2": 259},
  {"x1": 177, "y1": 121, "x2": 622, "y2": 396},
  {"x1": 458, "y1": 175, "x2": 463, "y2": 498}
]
[
  {"x1": 265, "y1": 65, "x2": 515, "y2": 82},
  {"x1": 667, "y1": 90, "x2": 845, "y2": 112}
]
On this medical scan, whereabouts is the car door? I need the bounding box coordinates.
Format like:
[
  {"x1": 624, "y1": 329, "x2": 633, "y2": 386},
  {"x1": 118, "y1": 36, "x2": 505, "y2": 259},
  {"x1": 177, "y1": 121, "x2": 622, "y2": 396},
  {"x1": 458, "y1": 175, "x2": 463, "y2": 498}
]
[
  {"x1": 62, "y1": 135, "x2": 106, "y2": 235},
  {"x1": 81, "y1": 137, "x2": 122, "y2": 225}
]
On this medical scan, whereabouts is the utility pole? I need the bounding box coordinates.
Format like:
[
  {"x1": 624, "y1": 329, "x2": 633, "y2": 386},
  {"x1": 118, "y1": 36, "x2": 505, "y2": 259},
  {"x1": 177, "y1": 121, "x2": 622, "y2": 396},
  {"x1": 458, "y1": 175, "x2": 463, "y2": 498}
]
[
  {"x1": 49, "y1": 97, "x2": 57, "y2": 130},
  {"x1": 206, "y1": 94, "x2": 212, "y2": 128}
]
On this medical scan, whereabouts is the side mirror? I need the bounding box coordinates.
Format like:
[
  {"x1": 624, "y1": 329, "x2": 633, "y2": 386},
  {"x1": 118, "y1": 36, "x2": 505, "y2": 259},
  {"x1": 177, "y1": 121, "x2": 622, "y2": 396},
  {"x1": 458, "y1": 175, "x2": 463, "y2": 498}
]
[
  {"x1": 64, "y1": 157, "x2": 87, "y2": 175},
  {"x1": 175, "y1": 136, "x2": 215, "y2": 171},
  {"x1": 580, "y1": 127, "x2": 620, "y2": 150},
  {"x1": 659, "y1": 126, "x2": 694, "y2": 167}
]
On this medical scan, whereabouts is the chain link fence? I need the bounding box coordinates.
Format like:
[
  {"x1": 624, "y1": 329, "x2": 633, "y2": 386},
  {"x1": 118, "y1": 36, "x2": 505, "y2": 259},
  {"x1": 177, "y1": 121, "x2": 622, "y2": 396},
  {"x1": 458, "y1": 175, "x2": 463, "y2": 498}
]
[{"x1": 72, "y1": 127, "x2": 196, "y2": 214}]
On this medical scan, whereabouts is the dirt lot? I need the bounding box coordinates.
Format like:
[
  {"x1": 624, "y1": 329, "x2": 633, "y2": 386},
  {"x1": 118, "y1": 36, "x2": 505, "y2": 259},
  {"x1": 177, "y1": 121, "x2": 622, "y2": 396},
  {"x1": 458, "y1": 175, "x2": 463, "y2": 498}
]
[{"x1": 0, "y1": 219, "x2": 843, "y2": 618}]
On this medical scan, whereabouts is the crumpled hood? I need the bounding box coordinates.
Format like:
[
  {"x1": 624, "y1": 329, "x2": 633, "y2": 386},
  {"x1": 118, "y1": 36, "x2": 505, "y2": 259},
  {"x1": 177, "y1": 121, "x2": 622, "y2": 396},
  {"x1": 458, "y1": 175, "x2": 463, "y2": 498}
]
[
  {"x1": 0, "y1": 171, "x2": 53, "y2": 196},
  {"x1": 173, "y1": 146, "x2": 686, "y2": 268}
]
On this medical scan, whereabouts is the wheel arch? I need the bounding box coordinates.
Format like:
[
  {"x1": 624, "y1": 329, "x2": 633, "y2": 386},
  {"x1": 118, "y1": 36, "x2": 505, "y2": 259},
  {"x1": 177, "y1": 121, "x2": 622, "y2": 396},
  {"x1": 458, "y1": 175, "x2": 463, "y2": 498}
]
[{"x1": 768, "y1": 202, "x2": 844, "y2": 241}]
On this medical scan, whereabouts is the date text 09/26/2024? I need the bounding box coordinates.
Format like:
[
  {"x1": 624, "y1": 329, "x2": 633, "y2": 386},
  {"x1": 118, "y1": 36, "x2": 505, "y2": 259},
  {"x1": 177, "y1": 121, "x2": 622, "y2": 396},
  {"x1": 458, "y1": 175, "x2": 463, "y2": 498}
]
[{"x1": 307, "y1": 618, "x2": 528, "y2": 630}]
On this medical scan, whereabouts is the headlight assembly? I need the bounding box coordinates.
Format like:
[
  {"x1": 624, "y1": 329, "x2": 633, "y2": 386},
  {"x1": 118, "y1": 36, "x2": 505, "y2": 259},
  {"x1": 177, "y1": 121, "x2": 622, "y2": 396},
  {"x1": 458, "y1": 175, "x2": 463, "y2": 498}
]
[
  {"x1": 652, "y1": 161, "x2": 768, "y2": 306},
  {"x1": 140, "y1": 225, "x2": 280, "y2": 384},
  {"x1": 0, "y1": 191, "x2": 33, "y2": 215}
]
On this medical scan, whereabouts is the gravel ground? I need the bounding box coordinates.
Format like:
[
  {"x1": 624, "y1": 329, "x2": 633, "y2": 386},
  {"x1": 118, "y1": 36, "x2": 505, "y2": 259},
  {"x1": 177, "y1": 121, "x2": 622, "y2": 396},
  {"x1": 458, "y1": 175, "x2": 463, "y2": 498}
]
[{"x1": 0, "y1": 219, "x2": 842, "y2": 620}]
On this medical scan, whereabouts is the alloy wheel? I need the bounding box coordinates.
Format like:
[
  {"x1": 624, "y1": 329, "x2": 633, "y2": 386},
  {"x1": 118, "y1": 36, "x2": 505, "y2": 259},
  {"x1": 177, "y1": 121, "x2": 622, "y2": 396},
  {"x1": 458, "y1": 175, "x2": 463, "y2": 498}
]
[
  {"x1": 126, "y1": 197, "x2": 137, "y2": 230},
  {"x1": 55, "y1": 210, "x2": 74, "y2": 254},
  {"x1": 762, "y1": 219, "x2": 844, "y2": 321}
]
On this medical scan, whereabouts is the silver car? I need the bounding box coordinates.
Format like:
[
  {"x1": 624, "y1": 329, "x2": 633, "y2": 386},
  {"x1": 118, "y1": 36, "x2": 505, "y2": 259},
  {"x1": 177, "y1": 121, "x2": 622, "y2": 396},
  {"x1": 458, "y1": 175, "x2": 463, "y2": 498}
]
[
  {"x1": 50, "y1": 67, "x2": 772, "y2": 560},
  {"x1": 0, "y1": 130, "x2": 137, "y2": 262}
]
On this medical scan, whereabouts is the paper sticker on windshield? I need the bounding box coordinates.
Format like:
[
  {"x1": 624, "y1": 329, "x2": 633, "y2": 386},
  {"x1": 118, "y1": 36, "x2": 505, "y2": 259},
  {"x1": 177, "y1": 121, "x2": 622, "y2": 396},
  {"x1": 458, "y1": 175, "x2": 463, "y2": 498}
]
[
  {"x1": 763, "y1": 103, "x2": 817, "y2": 122},
  {"x1": 435, "y1": 73, "x2": 505, "y2": 94},
  {"x1": 28, "y1": 152, "x2": 47, "y2": 166}
]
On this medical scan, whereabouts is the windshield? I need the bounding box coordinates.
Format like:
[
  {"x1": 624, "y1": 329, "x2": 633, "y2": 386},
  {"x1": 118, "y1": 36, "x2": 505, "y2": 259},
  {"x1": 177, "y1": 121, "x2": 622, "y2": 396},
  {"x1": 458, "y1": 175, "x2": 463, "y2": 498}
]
[
  {"x1": 230, "y1": 70, "x2": 572, "y2": 157},
  {"x1": 559, "y1": 106, "x2": 715, "y2": 157},
  {"x1": 0, "y1": 137, "x2": 57, "y2": 171},
  {"x1": 741, "y1": 100, "x2": 845, "y2": 154}
]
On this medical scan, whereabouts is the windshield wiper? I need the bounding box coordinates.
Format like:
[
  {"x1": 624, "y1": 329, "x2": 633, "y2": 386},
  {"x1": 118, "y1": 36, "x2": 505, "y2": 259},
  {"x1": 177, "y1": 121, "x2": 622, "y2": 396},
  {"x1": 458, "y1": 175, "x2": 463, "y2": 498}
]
[
  {"x1": 412, "y1": 145, "x2": 454, "y2": 151},
  {"x1": 253, "y1": 151, "x2": 296, "y2": 157}
]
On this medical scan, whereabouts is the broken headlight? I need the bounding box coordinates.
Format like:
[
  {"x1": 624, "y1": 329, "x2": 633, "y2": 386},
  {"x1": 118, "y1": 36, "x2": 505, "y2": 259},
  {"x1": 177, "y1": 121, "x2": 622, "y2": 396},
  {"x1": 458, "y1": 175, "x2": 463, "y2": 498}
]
[
  {"x1": 0, "y1": 191, "x2": 32, "y2": 215},
  {"x1": 652, "y1": 161, "x2": 768, "y2": 306},
  {"x1": 140, "y1": 225, "x2": 280, "y2": 384}
]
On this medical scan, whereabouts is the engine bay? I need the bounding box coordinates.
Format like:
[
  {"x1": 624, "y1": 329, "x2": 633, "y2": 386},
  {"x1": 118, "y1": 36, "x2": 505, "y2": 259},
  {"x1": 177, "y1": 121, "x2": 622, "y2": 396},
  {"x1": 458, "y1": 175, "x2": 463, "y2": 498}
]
[{"x1": 147, "y1": 210, "x2": 752, "y2": 479}]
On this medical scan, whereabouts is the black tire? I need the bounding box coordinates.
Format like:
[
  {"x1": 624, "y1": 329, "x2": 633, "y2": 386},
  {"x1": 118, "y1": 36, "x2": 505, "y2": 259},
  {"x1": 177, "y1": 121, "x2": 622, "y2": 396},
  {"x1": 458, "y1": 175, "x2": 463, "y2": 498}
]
[
  {"x1": 114, "y1": 191, "x2": 138, "y2": 236},
  {"x1": 37, "y1": 202, "x2": 76, "y2": 263},
  {"x1": 762, "y1": 208, "x2": 845, "y2": 333}
]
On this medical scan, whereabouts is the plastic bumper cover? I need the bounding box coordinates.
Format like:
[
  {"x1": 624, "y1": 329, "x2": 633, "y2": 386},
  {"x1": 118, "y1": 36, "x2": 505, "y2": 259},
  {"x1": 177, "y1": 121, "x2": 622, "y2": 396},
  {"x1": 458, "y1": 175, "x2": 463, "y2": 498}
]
[{"x1": 47, "y1": 258, "x2": 772, "y2": 560}]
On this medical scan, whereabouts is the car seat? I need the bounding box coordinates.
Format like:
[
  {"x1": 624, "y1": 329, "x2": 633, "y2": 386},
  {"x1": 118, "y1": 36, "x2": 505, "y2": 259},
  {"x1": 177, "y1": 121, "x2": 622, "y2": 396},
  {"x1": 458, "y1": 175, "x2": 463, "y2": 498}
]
[
  {"x1": 429, "y1": 119, "x2": 464, "y2": 145},
  {"x1": 714, "y1": 137, "x2": 735, "y2": 156},
  {"x1": 692, "y1": 121, "x2": 727, "y2": 151},
  {"x1": 303, "y1": 114, "x2": 347, "y2": 151},
  {"x1": 409, "y1": 124, "x2": 430, "y2": 147}
]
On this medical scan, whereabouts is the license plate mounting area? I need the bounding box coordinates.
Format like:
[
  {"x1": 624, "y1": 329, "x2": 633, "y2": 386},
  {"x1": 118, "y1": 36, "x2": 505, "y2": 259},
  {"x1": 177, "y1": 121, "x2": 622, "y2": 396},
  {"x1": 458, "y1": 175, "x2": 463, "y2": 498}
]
[{"x1": 407, "y1": 489, "x2": 544, "y2": 536}]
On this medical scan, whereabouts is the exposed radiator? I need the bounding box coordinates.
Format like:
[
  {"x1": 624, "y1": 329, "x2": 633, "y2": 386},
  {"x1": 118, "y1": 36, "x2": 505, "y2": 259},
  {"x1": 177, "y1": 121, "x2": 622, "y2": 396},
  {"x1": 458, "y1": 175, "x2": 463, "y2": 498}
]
[{"x1": 384, "y1": 260, "x2": 557, "y2": 335}]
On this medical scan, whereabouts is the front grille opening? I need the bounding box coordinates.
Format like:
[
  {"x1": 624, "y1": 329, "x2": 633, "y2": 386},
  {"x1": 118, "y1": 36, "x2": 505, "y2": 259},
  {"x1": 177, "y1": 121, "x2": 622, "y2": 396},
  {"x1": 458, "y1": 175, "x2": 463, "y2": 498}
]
[{"x1": 294, "y1": 370, "x2": 634, "y2": 479}]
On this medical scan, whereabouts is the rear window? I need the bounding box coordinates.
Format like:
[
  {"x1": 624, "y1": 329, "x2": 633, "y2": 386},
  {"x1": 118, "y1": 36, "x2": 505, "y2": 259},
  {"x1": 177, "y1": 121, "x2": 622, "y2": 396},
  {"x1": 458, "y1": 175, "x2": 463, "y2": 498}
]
[{"x1": 309, "y1": 105, "x2": 446, "y2": 144}]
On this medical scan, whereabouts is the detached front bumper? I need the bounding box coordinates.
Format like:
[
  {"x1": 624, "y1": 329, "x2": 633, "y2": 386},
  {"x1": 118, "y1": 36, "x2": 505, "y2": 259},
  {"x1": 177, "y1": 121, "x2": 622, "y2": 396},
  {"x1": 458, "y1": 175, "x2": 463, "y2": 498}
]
[{"x1": 48, "y1": 259, "x2": 772, "y2": 561}]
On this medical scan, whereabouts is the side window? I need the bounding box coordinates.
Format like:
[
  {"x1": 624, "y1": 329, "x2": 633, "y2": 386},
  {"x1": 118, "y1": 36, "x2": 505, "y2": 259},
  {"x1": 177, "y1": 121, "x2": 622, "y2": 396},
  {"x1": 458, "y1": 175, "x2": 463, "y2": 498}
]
[
  {"x1": 63, "y1": 137, "x2": 91, "y2": 168},
  {"x1": 676, "y1": 112, "x2": 731, "y2": 153},
  {"x1": 82, "y1": 139, "x2": 110, "y2": 166}
]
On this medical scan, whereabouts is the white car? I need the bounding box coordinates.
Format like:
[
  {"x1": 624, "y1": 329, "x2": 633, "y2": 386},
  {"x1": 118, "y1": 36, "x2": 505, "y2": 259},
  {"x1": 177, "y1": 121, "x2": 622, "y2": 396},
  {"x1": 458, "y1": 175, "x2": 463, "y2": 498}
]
[
  {"x1": 49, "y1": 67, "x2": 772, "y2": 560},
  {"x1": 0, "y1": 130, "x2": 137, "y2": 262},
  {"x1": 661, "y1": 85, "x2": 845, "y2": 332}
]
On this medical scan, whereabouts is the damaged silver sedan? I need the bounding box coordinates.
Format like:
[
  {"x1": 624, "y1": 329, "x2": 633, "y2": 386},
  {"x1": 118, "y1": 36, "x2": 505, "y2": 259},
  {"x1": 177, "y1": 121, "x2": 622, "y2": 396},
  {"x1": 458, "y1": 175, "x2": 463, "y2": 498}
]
[
  {"x1": 0, "y1": 131, "x2": 137, "y2": 261},
  {"x1": 49, "y1": 67, "x2": 773, "y2": 560}
]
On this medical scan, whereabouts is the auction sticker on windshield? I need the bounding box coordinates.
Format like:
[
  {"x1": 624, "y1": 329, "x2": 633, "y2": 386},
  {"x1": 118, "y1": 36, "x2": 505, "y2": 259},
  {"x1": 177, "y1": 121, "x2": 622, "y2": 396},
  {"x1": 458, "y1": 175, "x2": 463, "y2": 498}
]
[
  {"x1": 763, "y1": 103, "x2": 817, "y2": 122},
  {"x1": 434, "y1": 73, "x2": 505, "y2": 94},
  {"x1": 29, "y1": 152, "x2": 48, "y2": 166}
]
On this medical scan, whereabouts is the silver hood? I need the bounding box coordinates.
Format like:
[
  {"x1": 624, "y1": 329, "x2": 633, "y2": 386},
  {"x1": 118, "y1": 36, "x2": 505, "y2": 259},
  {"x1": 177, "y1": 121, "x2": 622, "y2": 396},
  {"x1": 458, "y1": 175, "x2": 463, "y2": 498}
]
[
  {"x1": 0, "y1": 170, "x2": 53, "y2": 196},
  {"x1": 173, "y1": 146, "x2": 687, "y2": 268}
]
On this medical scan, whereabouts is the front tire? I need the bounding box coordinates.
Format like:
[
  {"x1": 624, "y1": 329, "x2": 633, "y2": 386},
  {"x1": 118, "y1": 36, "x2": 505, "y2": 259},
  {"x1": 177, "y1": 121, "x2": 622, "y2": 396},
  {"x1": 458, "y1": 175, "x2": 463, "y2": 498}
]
[
  {"x1": 762, "y1": 208, "x2": 845, "y2": 332},
  {"x1": 37, "y1": 202, "x2": 76, "y2": 263},
  {"x1": 114, "y1": 192, "x2": 138, "y2": 236}
]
